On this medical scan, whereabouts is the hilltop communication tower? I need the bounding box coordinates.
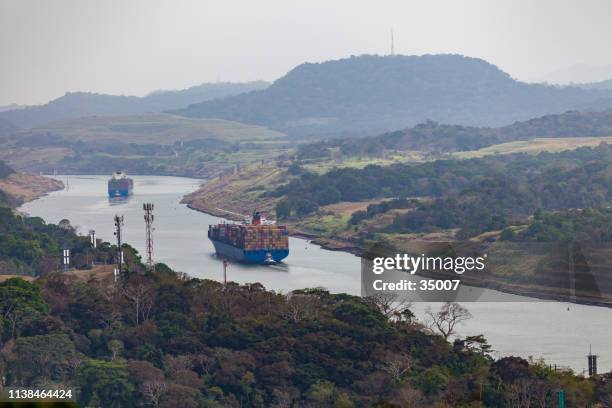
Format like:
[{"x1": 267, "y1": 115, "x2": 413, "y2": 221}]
[
  {"x1": 143, "y1": 203, "x2": 155, "y2": 271},
  {"x1": 113, "y1": 215, "x2": 124, "y2": 275},
  {"x1": 588, "y1": 345, "x2": 598, "y2": 376}
]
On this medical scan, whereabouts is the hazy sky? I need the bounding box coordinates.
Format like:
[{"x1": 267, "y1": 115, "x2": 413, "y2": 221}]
[{"x1": 1, "y1": 0, "x2": 612, "y2": 105}]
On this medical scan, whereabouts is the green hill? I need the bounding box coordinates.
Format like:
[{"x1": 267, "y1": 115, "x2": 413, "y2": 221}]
[
  {"x1": 0, "y1": 81, "x2": 269, "y2": 129},
  {"x1": 21, "y1": 112, "x2": 285, "y2": 144},
  {"x1": 1, "y1": 114, "x2": 287, "y2": 177},
  {"x1": 296, "y1": 108, "x2": 612, "y2": 160},
  {"x1": 171, "y1": 54, "x2": 612, "y2": 137}
]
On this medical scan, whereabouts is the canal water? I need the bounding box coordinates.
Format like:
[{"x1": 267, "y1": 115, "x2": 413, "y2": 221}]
[{"x1": 19, "y1": 175, "x2": 612, "y2": 373}]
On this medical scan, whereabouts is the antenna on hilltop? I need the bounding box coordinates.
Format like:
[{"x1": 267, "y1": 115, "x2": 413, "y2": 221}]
[{"x1": 390, "y1": 29, "x2": 395, "y2": 56}]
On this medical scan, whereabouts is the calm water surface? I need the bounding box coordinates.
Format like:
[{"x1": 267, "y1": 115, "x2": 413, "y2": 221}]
[{"x1": 19, "y1": 175, "x2": 612, "y2": 373}]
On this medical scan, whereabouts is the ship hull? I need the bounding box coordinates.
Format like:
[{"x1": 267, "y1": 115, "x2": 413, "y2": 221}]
[
  {"x1": 108, "y1": 188, "x2": 132, "y2": 197},
  {"x1": 210, "y1": 239, "x2": 289, "y2": 264}
]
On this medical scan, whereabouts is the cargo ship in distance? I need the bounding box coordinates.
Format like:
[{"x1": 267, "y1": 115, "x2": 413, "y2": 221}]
[
  {"x1": 208, "y1": 211, "x2": 289, "y2": 264},
  {"x1": 107, "y1": 171, "x2": 134, "y2": 197}
]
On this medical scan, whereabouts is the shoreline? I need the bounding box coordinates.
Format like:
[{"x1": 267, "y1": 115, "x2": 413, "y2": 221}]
[
  {"x1": 185, "y1": 202, "x2": 612, "y2": 309},
  {"x1": 2, "y1": 172, "x2": 64, "y2": 207}
]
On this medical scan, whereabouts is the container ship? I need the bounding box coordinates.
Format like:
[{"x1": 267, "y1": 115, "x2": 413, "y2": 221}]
[
  {"x1": 208, "y1": 211, "x2": 289, "y2": 264},
  {"x1": 107, "y1": 171, "x2": 134, "y2": 197}
]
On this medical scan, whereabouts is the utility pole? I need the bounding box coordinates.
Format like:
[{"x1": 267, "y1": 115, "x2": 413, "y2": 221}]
[
  {"x1": 588, "y1": 345, "x2": 598, "y2": 377},
  {"x1": 113, "y1": 215, "x2": 124, "y2": 276},
  {"x1": 223, "y1": 259, "x2": 229, "y2": 285},
  {"x1": 62, "y1": 249, "x2": 70, "y2": 272},
  {"x1": 143, "y1": 203, "x2": 155, "y2": 271},
  {"x1": 88, "y1": 229, "x2": 96, "y2": 267}
]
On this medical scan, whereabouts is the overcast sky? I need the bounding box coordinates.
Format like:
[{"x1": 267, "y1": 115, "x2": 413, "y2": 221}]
[{"x1": 1, "y1": 0, "x2": 612, "y2": 105}]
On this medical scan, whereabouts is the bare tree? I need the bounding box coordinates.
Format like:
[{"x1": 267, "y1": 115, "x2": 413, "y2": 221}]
[
  {"x1": 391, "y1": 385, "x2": 424, "y2": 408},
  {"x1": 283, "y1": 292, "x2": 319, "y2": 323},
  {"x1": 142, "y1": 380, "x2": 167, "y2": 407},
  {"x1": 381, "y1": 352, "x2": 413, "y2": 384},
  {"x1": 426, "y1": 302, "x2": 471, "y2": 340},
  {"x1": 121, "y1": 278, "x2": 155, "y2": 325},
  {"x1": 365, "y1": 293, "x2": 412, "y2": 320},
  {"x1": 505, "y1": 379, "x2": 535, "y2": 408}
]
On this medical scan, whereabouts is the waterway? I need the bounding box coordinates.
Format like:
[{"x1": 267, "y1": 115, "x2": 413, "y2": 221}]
[{"x1": 19, "y1": 175, "x2": 612, "y2": 373}]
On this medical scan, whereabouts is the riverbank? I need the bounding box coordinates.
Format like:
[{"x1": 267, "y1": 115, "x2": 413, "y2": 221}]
[
  {"x1": 188, "y1": 197, "x2": 612, "y2": 308},
  {"x1": 0, "y1": 171, "x2": 64, "y2": 207},
  {"x1": 183, "y1": 174, "x2": 612, "y2": 309}
]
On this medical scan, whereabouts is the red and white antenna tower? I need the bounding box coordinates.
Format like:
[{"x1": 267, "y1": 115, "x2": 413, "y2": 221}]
[{"x1": 143, "y1": 203, "x2": 155, "y2": 271}]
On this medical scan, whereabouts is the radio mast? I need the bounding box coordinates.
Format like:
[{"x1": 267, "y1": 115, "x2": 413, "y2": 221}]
[
  {"x1": 390, "y1": 29, "x2": 395, "y2": 56},
  {"x1": 143, "y1": 203, "x2": 155, "y2": 271},
  {"x1": 113, "y1": 215, "x2": 124, "y2": 275}
]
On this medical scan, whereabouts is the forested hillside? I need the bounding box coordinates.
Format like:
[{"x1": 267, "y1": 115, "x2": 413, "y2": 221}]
[
  {"x1": 172, "y1": 54, "x2": 612, "y2": 137},
  {"x1": 274, "y1": 144, "x2": 612, "y2": 239},
  {"x1": 297, "y1": 109, "x2": 612, "y2": 160},
  {"x1": 0, "y1": 208, "x2": 605, "y2": 406}
]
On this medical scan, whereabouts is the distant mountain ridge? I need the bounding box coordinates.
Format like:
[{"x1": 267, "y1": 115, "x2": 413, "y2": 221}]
[
  {"x1": 580, "y1": 78, "x2": 612, "y2": 90},
  {"x1": 0, "y1": 81, "x2": 269, "y2": 129},
  {"x1": 171, "y1": 54, "x2": 612, "y2": 137},
  {"x1": 0, "y1": 118, "x2": 17, "y2": 136},
  {"x1": 296, "y1": 108, "x2": 612, "y2": 158}
]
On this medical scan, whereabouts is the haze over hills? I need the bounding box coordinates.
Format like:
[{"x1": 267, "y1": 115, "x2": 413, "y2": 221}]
[
  {"x1": 580, "y1": 78, "x2": 612, "y2": 91},
  {"x1": 0, "y1": 81, "x2": 269, "y2": 129},
  {"x1": 172, "y1": 54, "x2": 612, "y2": 137},
  {"x1": 0, "y1": 104, "x2": 25, "y2": 112},
  {"x1": 536, "y1": 63, "x2": 612, "y2": 85},
  {"x1": 21, "y1": 112, "x2": 285, "y2": 144},
  {"x1": 0, "y1": 118, "x2": 17, "y2": 136}
]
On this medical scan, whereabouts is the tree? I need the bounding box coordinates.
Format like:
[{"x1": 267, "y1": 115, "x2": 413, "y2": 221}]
[
  {"x1": 365, "y1": 293, "x2": 411, "y2": 319},
  {"x1": 426, "y1": 302, "x2": 471, "y2": 340},
  {"x1": 108, "y1": 339, "x2": 124, "y2": 361},
  {"x1": 121, "y1": 277, "x2": 155, "y2": 325},
  {"x1": 12, "y1": 333, "x2": 79, "y2": 384},
  {"x1": 77, "y1": 359, "x2": 134, "y2": 408},
  {"x1": 381, "y1": 352, "x2": 413, "y2": 385},
  {"x1": 275, "y1": 199, "x2": 292, "y2": 220},
  {"x1": 0, "y1": 278, "x2": 49, "y2": 341}
]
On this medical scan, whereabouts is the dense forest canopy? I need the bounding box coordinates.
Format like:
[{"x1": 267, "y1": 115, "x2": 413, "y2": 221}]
[{"x1": 276, "y1": 144, "x2": 612, "y2": 239}]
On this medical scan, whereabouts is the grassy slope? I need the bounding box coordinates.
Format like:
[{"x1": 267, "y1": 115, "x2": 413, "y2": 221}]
[
  {"x1": 453, "y1": 136, "x2": 612, "y2": 159},
  {"x1": 31, "y1": 113, "x2": 286, "y2": 144},
  {"x1": 1, "y1": 113, "x2": 290, "y2": 177},
  {"x1": 0, "y1": 173, "x2": 63, "y2": 204},
  {"x1": 182, "y1": 161, "x2": 286, "y2": 218}
]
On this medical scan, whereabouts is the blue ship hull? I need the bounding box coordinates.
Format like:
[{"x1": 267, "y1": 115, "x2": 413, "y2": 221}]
[
  {"x1": 210, "y1": 239, "x2": 289, "y2": 264},
  {"x1": 108, "y1": 188, "x2": 132, "y2": 197}
]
